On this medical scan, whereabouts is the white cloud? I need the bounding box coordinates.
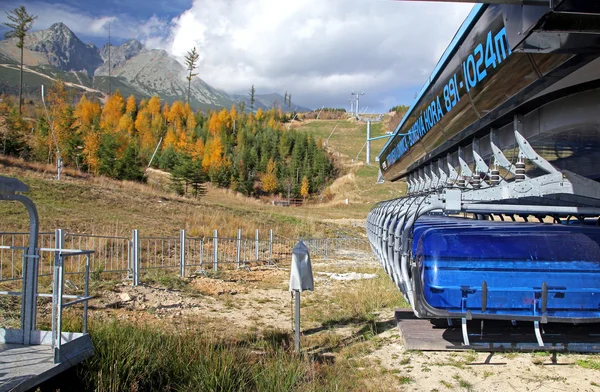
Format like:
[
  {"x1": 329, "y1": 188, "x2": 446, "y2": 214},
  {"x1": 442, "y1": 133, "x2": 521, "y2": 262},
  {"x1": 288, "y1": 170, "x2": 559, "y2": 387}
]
[
  {"x1": 0, "y1": 1, "x2": 167, "y2": 44},
  {"x1": 161, "y1": 0, "x2": 473, "y2": 110}
]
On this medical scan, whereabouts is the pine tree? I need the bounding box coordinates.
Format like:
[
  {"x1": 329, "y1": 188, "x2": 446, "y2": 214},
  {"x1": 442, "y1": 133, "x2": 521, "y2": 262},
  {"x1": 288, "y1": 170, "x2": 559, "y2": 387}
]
[
  {"x1": 116, "y1": 143, "x2": 146, "y2": 182},
  {"x1": 185, "y1": 47, "x2": 200, "y2": 105},
  {"x1": 3, "y1": 6, "x2": 36, "y2": 115},
  {"x1": 249, "y1": 84, "x2": 255, "y2": 111}
]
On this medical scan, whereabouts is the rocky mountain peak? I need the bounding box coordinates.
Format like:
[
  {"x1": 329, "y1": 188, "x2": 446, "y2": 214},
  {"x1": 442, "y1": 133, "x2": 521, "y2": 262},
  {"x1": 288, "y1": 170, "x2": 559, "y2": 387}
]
[{"x1": 22, "y1": 22, "x2": 103, "y2": 74}]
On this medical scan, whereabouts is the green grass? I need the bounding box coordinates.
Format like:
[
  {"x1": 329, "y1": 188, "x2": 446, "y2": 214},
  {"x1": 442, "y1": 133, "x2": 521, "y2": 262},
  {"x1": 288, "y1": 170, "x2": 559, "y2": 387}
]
[
  {"x1": 68, "y1": 320, "x2": 360, "y2": 392},
  {"x1": 575, "y1": 358, "x2": 600, "y2": 370}
]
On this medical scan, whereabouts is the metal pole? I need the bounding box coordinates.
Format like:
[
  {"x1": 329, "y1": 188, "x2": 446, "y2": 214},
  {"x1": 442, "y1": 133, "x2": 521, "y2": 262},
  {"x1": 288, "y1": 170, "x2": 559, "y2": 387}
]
[
  {"x1": 180, "y1": 229, "x2": 186, "y2": 278},
  {"x1": 255, "y1": 229, "x2": 259, "y2": 261},
  {"x1": 53, "y1": 230, "x2": 64, "y2": 363},
  {"x1": 6, "y1": 194, "x2": 40, "y2": 345},
  {"x1": 294, "y1": 290, "x2": 301, "y2": 352},
  {"x1": 200, "y1": 238, "x2": 204, "y2": 270},
  {"x1": 147, "y1": 137, "x2": 163, "y2": 169},
  {"x1": 213, "y1": 230, "x2": 218, "y2": 271},
  {"x1": 269, "y1": 229, "x2": 273, "y2": 261},
  {"x1": 132, "y1": 229, "x2": 139, "y2": 286},
  {"x1": 366, "y1": 120, "x2": 371, "y2": 165},
  {"x1": 51, "y1": 228, "x2": 63, "y2": 349},
  {"x1": 236, "y1": 229, "x2": 242, "y2": 269},
  {"x1": 84, "y1": 254, "x2": 89, "y2": 334}
]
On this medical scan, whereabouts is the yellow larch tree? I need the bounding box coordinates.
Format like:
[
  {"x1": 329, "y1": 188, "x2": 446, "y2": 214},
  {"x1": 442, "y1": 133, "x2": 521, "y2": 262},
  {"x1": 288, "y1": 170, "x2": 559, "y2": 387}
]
[
  {"x1": 147, "y1": 96, "x2": 161, "y2": 121},
  {"x1": 208, "y1": 112, "x2": 220, "y2": 136},
  {"x1": 261, "y1": 158, "x2": 278, "y2": 193},
  {"x1": 255, "y1": 107, "x2": 264, "y2": 121},
  {"x1": 135, "y1": 108, "x2": 155, "y2": 152},
  {"x1": 74, "y1": 94, "x2": 101, "y2": 132},
  {"x1": 101, "y1": 90, "x2": 125, "y2": 131},
  {"x1": 300, "y1": 176, "x2": 310, "y2": 199},
  {"x1": 217, "y1": 108, "x2": 231, "y2": 133},
  {"x1": 202, "y1": 136, "x2": 224, "y2": 171},
  {"x1": 83, "y1": 131, "x2": 101, "y2": 174},
  {"x1": 125, "y1": 95, "x2": 137, "y2": 116}
]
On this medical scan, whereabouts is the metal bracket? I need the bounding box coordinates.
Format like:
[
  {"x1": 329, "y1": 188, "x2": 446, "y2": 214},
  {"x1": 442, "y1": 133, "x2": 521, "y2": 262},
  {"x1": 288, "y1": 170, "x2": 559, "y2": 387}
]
[
  {"x1": 514, "y1": 130, "x2": 559, "y2": 175},
  {"x1": 437, "y1": 160, "x2": 448, "y2": 187},
  {"x1": 490, "y1": 129, "x2": 521, "y2": 179},
  {"x1": 462, "y1": 318, "x2": 470, "y2": 346},
  {"x1": 458, "y1": 146, "x2": 473, "y2": 178},
  {"x1": 429, "y1": 164, "x2": 440, "y2": 190},
  {"x1": 446, "y1": 154, "x2": 459, "y2": 185},
  {"x1": 472, "y1": 138, "x2": 490, "y2": 189},
  {"x1": 423, "y1": 170, "x2": 432, "y2": 192}
]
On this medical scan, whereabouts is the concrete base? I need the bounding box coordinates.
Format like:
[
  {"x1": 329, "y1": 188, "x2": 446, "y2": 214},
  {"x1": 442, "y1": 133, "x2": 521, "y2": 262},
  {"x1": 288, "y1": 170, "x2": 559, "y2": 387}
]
[
  {"x1": 395, "y1": 309, "x2": 600, "y2": 352},
  {"x1": 0, "y1": 336, "x2": 93, "y2": 392}
]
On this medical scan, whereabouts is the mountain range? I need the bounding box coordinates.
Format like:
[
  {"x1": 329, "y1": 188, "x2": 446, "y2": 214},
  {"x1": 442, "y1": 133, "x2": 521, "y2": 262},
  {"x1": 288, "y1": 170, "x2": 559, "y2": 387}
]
[{"x1": 0, "y1": 22, "x2": 311, "y2": 112}]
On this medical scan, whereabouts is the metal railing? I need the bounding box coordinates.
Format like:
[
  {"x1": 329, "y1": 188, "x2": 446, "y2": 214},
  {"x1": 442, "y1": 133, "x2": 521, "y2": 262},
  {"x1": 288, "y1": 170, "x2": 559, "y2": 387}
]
[
  {"x1": 0, "y1": 235, "x2": 93, "y2": 363},
  {"x1": 0, "y1": 229, "x2": 370, "y2": 286}
]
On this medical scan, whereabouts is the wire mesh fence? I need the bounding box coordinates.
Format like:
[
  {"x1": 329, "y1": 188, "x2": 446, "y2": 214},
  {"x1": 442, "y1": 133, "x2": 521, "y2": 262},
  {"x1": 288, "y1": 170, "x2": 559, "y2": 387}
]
[{"x1": 0, "y1": 229, "x2": 370, "y2": 285}]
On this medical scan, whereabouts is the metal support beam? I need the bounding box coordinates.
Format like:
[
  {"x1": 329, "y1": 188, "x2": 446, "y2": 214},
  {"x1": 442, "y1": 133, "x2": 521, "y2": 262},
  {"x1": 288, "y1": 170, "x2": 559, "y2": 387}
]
[{"x1": 0, "y1": 178, "x2": 39, "y2": 345}]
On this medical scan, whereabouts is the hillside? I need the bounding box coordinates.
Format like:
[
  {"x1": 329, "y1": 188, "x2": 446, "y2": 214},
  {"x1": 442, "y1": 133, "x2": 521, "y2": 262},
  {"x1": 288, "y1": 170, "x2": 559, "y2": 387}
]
[{"x1": 0, "y1": 116, "x2": 403, "y2": 237}]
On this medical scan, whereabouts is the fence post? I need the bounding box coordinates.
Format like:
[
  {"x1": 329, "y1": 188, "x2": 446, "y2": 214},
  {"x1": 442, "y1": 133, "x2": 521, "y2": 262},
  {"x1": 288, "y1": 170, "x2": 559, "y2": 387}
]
[
  {"x1": 213, "y1": 229, "x2": 218, "y2": 271},
  {"x1": 200, "y1": 238, "x2": 204, "y2": 270},
  {"x1": 325, "y1": 239, "x2": 329, "y2": 260},
  {"x1": 132, "y1": 229, "x2": 139, "y2": 286},
  {"x1": 51, "y1": 228, "x2": 64, "y2": 349},
  {"x1": 236, "y1": 229, "x2": 242, "y2": 269},
  {"x1": 180, "y1": 229, "x2": 186, "y2": 278},
  {"x1": 269, "y1": 229, "x2": 273, "y2": 261},
  {"x1": 255, "y1": 229, "x2": 259, "y2": 261}
]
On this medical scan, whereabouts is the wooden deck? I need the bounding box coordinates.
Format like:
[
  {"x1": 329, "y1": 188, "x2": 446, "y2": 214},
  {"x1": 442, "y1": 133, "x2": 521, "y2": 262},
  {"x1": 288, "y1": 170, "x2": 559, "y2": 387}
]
[
  {"x1": 395, "y1": 309, "x2": 600, "y2": 352},
  {"x1": 0, "y1": 338, "x2": 93, "y2": 392}
]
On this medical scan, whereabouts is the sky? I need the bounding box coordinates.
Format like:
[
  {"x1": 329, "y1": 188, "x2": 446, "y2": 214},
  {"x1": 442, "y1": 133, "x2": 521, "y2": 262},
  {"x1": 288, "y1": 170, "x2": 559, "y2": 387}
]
[{"x1": 0, "y1": 0, "x2": 473, "y2": 112}]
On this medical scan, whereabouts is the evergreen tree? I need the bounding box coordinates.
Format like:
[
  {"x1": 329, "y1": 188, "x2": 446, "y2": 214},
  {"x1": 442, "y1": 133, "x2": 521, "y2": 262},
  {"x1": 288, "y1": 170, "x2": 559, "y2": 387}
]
[
  {"x1": 184, "y1": 47, "x2": 200, "y2": 105},
  {"x1": 2, "y1": 107, "x2": 29, "y2": 156},
  {"x1": 249, "y1": 85, "x2": 255, "y2": 111},
  {"x1": 3, "y1": 6, "x2": 36, "y2": 115},
  {"x1": 98, "y1": 132, "x2": 119, "y2": 178},
  {"x1": 117, "y1": 143, "x2": 146, "y2": 182}
]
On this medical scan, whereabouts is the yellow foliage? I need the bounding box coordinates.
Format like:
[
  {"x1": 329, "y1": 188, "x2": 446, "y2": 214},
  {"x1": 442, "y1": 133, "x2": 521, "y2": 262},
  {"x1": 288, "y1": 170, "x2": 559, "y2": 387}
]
[
  {"x1": 125, "y1": 95, "x2": 137, "y2": 115},
  {"x1": 217, "y1": 108, "x2": 231, "y2": 132},
  {"x1": 46, "y1": 80, "x2": 72, "y2": 158},
  {"x1": 101, "y1": 90, "x2": 125, "y2": 131},
  {"x1": 186, "y1": 111, "x2": 197, "y2": 134},
  {"x1": 135, "y1": 108, "x2": 155, "y2": 151},
  {"x1": 300, "y1": 176, "x2": 310, "y2": 198},
  {"x1": 74, "y1": 94, "x2": 101, "y2": 131},
  {"x1": 191, "y1": 138, "x2": 205, "y2": 160},
  {"x1": 147, "y1": 96, "x2": 161, "y2": 119},
  {"x1": 202, "y1": 136, "x2": 224, "y2": 171},
  {"x1": 208, "y1": 112, "x2": 220, "y2": 136},
  {"x1": 118, "y1": 114, "x2": 135, "y2": 136},
  {"x1": 176, "y1": 129, "x2": 190, "y2": 153},
  {"x1": 255, "y1": 108, "x2": 264, "y2": 121},
  {"x1": 229, "y1": 105, "x2": 237, "y2": 122},
  {"x1": 83, "y1": 131, "x2": 102, "y2": 174},
  {"x1": 164, "y1": 128, "x2": 178, "y2": 149},
  {"x1": 261, "y1": 158, "x2": 278, "y2": 193}
]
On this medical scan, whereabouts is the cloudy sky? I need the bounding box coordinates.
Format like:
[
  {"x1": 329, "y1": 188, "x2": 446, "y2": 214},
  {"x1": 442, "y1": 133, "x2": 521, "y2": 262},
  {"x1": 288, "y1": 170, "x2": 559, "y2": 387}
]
[{"x1": 1, "y1": 0, "x2": 473, "y2": 112}]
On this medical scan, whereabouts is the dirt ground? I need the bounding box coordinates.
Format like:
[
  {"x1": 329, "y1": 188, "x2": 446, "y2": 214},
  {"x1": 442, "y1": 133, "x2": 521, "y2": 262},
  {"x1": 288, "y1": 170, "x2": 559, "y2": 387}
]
[{"x1": 59, "y1": 253, "x2": 600, "y2": 390}]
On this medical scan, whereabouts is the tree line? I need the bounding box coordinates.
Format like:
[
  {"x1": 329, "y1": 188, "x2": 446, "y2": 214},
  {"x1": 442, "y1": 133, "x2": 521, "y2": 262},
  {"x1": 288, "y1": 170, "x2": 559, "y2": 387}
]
[{"x1": 0, "y1": 83, "x2": 335, "y2": 199}]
